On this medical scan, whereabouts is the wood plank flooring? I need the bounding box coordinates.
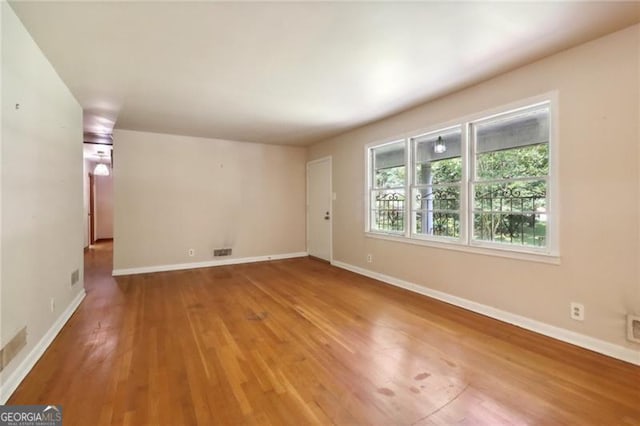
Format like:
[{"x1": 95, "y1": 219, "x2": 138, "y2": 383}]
[{"x1": 8, "y1": 242, "x2": 640, "y2": 425}]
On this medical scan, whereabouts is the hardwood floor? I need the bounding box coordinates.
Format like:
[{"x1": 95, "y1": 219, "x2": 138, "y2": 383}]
[{"x1": 9, "y1": 242, "x2": 640, "y2": 425}]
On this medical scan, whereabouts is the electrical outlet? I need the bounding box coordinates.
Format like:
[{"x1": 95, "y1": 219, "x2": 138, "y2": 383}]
[
  {"x1": 627, "y1": 315, "x2": 640, "y2": 343},
  {"x1": 50, "y1": 298, "x2": 55, "y2": 313},
  {"x1": 366, "y1": 254, "x2": 373, "y2": 263},
  {"x1": 188, "y1": 248, "x2": 195, "y2": 257},
  {"x1": 570, "y1": 302, "x2": 585, "y2": 321}
]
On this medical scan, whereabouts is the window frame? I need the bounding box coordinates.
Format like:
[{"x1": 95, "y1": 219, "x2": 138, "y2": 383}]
[
  {"x1": 368, "y1": 139, "x2": 408, "y2": 236},
  {"x1": 409, "y1": 124, "x2": 465, "y2": 244},
  {"x1": 364, "y1": 92, "x2": 559, "y2": 263}
]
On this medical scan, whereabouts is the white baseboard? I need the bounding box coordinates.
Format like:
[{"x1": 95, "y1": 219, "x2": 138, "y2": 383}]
[
  {"x1": 112, "y1": 252, "x2": 309, "y2": 276},
  {"x1": 0, "y1": 290, "x2": 86, "y2": 403},
  {"x1": 331, "y1": 260, "x2": 640, "y2": 366}
]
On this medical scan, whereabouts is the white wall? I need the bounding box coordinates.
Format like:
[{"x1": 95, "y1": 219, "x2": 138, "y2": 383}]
[
  {"x1": 1, "y1": 2, "x2": 84, "y2": 396},
  {"x1": 113, "y1": 129, "x2": 306, "y2": 272},
  {"x1": 309, "y1": 25, "x2": 640, "y2": 358},
  {"x1": 95, "y1": 173, "x2": 113, "y2": 240}
]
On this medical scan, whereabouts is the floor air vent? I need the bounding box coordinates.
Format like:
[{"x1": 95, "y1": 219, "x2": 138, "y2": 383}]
[
  {"x1": 0, "y1": 327, "x2": 27, "y2": 371},
  {"x1": 214, "y1": 248, "x2": 232, "y2": 257},
  {"x1": 627, "y1": 315, "x2": 640, "y2": 343}
]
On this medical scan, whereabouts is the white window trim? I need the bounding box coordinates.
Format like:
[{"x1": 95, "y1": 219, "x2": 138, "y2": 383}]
[{"x1": 364, "y1": 91, "x2": 560, "y2": 263}]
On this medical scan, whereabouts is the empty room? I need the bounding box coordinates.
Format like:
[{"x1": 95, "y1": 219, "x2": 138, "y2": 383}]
[{"x1": 1, "y1": 1, "x2": 639, "y2": 425}]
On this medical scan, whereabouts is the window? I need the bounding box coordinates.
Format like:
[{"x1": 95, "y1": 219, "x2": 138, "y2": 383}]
[
  {"x1": 366, "y1": 97, "x2": 556, "y2": 259},
  {"x1": 471, "y1": 106, "x2": 550, "y2": 248},
  {"x1": 411, "y1": 126, "x2": 462, "y2": 240},
  {"x1": 370, "y1": 140, "x2": 406, "y2": 233}
]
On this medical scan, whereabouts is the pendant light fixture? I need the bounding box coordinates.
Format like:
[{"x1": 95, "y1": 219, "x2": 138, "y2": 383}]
[
  {"x1": 93, "y1": 149, "x2": 110, "y2": 176},
  {"x1": 434, "y1": 136, "x2": 446, "y2": 154},
  {"x1": 93, "y1": 163, "x2": 109, "y2": 176}
]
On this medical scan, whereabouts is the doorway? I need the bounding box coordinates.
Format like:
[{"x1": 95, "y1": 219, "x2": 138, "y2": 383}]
[
  {"x1": 83, "y1": 143, "x2": 114, "y2": 247},
  {"x1": 88, "y1": 173, "x2": 95, "y2": 245},
  {"x1": 307, "y1": 157, "x2": 332, "y2": 262}
]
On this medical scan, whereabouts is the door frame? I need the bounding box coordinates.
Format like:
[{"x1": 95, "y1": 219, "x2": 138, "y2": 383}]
[
  {"x1": 89, "y1": 172, "x2": 95, "y2": 245},
  {"x1": 306, "y1": 156, "x2": 333, "y2": 263}
]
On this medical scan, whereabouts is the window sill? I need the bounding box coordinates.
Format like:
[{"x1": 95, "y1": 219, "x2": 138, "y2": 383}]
[{"x1": 364, "y1": 232, "x2": 560, "y2": 265}]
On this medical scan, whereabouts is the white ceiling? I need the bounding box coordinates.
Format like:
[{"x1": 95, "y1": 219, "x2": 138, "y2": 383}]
[{"x1": 10, "y1": 1, "x2": 640, "y2": 146}]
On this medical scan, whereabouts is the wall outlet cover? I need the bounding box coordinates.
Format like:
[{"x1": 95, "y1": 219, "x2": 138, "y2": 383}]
[
  {"x1": 570, "y1": 302, "x2": 585, "y2": 321},
  {"x1": 627, "y1": 315, "x2": 640, "y2": 343}
]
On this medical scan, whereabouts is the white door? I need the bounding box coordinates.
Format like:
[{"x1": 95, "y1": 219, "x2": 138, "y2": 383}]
[{"x1": 307, "y1": 157, "x2": 332, "y2": 261}]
